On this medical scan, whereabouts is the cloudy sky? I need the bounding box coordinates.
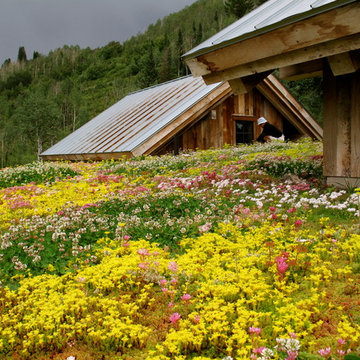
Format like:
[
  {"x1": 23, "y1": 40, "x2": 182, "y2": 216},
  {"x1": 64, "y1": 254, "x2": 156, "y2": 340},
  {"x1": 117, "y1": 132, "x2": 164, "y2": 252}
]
[{"x1": 0, "y1": 0, "x2": 198, "y2": 65}]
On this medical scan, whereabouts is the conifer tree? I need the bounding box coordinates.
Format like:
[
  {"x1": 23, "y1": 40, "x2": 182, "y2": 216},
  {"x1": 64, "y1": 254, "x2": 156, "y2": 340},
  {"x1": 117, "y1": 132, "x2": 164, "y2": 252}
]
[
  {"x1": 17, "y1": 46, "x2": 27, "y2": 62},
  {"x1": 139, "y1": 41, "x2": 158, "y2": 88},
  {"x1": 176, "y1": 29, "x2": 186, "y2": 77},
  {"x1": 224, "y1": 0, "x2": 267, "y2": 18}
]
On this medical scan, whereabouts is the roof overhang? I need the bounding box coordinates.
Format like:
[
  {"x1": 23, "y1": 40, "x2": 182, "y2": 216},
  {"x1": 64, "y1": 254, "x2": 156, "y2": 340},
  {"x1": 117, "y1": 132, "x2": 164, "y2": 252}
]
[
  {"x1": 40, "y1": 152, "x2": 133, "y2": 162},
  {"x1": 184, "y1": 1, "x2": 360, "y2": 84}
]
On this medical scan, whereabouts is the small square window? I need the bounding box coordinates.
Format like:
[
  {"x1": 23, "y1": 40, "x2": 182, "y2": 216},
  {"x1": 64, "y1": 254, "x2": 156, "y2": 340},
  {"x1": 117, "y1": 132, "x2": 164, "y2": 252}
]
[{"x1": 236, "y1": 120, "x2": 254, "y2": 144}]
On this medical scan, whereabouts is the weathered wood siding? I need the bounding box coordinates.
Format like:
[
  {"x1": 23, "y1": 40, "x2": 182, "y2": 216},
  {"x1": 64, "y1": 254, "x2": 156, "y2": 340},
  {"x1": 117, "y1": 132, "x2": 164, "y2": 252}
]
[
  {"x1": 155, "y1": 88, "x2": 295, "y2": 155},
  {"x1": 323, "y1": 65, "x2": 360, "y2": 179}
]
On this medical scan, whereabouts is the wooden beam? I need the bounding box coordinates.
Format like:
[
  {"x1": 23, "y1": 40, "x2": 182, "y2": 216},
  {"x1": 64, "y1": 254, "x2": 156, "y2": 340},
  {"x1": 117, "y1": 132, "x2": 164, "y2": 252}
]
[
  {"x1": 186, "y1": 2, "x2": 360, "y2": 78},
  {"x1": 351, "y1": 71, "x2": 360, "y2": 177},
  {"x1": 202, "y1": 33, "x2": 360, "y2": 84},
  {"x1": 327, "y1": 52, "x2": 359, "y2": 76},
  {"x1": 323, "y1": 64, "x2": 352, "y2": 177},
  {"x1": 227, "y1": 78, "x2": 249, "y2": 94},
  {"x1": 40, "y1": 152, "x2": 133, "y2": 161},
  {"x1": 224, "y1": 70, "x2": 273, "y2": 94},
  {"x1": 279, "y1": 59, "x2": 323, "y2": 81}
]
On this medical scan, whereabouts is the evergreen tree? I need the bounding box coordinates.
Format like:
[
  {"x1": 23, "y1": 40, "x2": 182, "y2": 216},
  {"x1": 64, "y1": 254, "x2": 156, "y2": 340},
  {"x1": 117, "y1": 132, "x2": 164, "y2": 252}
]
[
  {"x1": 196, "y1": 23, "x2": 203, "y2": 45},
  {"x1": 159, "y1": 48, "x2": 173, "y2": 83},
  {"x1": 139, "y1": 41, "x2": 158, "y2": 88},
  {"x1": 224, "y1": 0, "x2": 267, "y2": 18},
  {"x1": 17, "y1": 46, "x2": 27, "y2": 62},
  {"x1": 176, "y1": 29, "x2": 186, "y2": 77},
  {"x1": 33, "y1": 51, "x2": 41, "y2": 60},
  {"x1": 2, "y1": 59, "x2": 11, "y2": 67}
]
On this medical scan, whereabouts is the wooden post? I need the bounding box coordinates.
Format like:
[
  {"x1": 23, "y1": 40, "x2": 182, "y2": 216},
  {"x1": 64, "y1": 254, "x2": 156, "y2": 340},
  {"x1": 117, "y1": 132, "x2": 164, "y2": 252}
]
[{"x1": 323, "y1": 64, "x2": 360, "y2": 187}]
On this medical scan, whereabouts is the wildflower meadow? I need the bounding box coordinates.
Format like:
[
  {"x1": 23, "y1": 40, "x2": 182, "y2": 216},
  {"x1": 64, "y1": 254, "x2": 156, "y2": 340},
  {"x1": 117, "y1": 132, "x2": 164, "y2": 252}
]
[{"x1": 0, "y1": 139, "x2": 359, "y2": 360}]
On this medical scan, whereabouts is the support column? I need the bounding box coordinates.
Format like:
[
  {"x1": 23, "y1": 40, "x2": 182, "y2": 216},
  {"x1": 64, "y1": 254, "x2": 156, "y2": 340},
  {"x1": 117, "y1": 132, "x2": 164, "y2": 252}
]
[{"x1": 323, "y1": 65, "x2": 360, "y2": 187}]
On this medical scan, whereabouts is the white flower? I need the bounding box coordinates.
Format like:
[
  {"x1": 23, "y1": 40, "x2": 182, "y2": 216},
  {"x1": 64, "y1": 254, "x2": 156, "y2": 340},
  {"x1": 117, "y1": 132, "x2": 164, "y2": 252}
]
[{"x1": 66, "y1": 356, "x2": 76, "y2": 360}]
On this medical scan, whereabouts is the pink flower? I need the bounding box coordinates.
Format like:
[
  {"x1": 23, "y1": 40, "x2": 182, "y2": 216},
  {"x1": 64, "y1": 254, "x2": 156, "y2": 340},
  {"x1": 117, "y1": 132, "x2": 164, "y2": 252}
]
[
  {"x1": 168, "y1": 302, "x2": 174, "y2": 308},
  {"x1": 289, "y1": 332, "x2": 297, "y2": 338},
  {"x1": 269, "y1": 206, "x2": 276, "y2": 212},
  {"x1": 122, "y1": 241, "x2": 130, "y2": 247},
  {"x1": 285, "y1": 351, "x2": 299, "y2": 360},
  {"x1": 287, "y1": 207, "x2": 296, "y2": 213},
  {"x1": 272, "y1": 213, "x2": 278, "y2": 220},
  {"x1": 249, "y1": 327, "x2": 262, "y2": 335},
  {"x1": 169, "y1": 312, "x2": 181, "y2": 323},
  {"x1": 138, "y1": 262, "x2": 148, "y2": 269},
  {"x1": 199, "y1": 223, "x2": 212, "y2": 233},
  {"x1": 180, "y1": 293, "x2": 192, "y2": 301},
  {"x1": 318, "y1": 348, "x2": 331, "y2": 357},
  {"x1": 137, "y1": 248, "x2": 150, "y2": 256},
  {"x1": 277, "y1": 261, "x2": 288, "y2": 274},
  {"x1": 294, "y1": 219, "x2": 303, "y2": 227},
  {"x1": 159, "y1": 279, "x2": 167, "y2": 285},
  {"x1": 168, "y1": 261, "x2": 178, "y2": 272},
  {"x1": 337, "y1": 338, "x2": 346, "y2": 346},
  {"x1": 253, "y1": 346, "x2": 265, "y2": 354},
  {"x1": 123, "y1": 235, "x2": 130, "y2": 240},
  {"x1": 276, "y1": 256, "x2": 288, "y2": 274},
  {"x1": 194, "y1": 315, "x2": 200, "y2": 323},
  {"x1": 161, "y1": 288, "x2": 169, "y2": 293}
]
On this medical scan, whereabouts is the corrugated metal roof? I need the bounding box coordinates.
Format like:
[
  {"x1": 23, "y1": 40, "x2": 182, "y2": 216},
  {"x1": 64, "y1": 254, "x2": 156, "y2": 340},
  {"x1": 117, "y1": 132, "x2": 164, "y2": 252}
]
[
  {"x1": 183, "y1": 0, "x2": 356, "y2": 60},
  {"x1": 41, "y1": 76, "x2": 222, "y2": 157}
]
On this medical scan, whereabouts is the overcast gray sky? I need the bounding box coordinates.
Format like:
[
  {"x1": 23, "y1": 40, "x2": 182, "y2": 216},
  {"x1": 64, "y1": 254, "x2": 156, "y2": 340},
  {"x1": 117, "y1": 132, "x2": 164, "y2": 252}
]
[{"x1": 0, "y1": 0, "x2": 198, "y2": 65}]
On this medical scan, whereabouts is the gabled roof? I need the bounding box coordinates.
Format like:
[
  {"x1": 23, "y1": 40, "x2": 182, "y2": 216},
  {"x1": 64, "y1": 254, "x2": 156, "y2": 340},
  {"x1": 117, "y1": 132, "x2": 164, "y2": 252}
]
[
  {"x1": 40, "y1": 76, "x2": 231, "y2": 160},
  {"x1": 40, "y1": 74, "x2": 322, "y2": 161},
  {"x1": 183, "y1": 0, "x2": 356, "y2": 61}
]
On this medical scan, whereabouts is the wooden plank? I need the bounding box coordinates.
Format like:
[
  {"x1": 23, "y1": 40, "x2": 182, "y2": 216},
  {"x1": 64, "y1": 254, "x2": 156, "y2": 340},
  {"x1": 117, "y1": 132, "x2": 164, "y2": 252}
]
[
  {"x1": 187, "y1": 2, "x2": 360, "y2": 77},
  {"x1": 226, "y1": 71, "x2": 273, "y2": 94},
  {"x1": 323, "y1": 65, "x2": 352, "y2": 177},
  {"x1": 327, "y1": 177, "x2": 360, "y2": 188},
  {"x1": 279, "y1": 59, "x2": 323, "y2": 81},
  {"x1": 237, "y1": 94, "x2": 246, "y2": 114},
  {"x1": 202, "y1": 33, "x2": 360, "y2": 84},
  {"x1": 351, "y1": 71, "x2": 360, "y2": 177},
  {"x1": 40, "y1": 152, "x2": 132, "y2": 161},
  {"x1": 328, "y1": 52, "x2": 359, "y2": 76},
  {"x1": 248, "y1": 89, "x2": 254, "y2": 116}
]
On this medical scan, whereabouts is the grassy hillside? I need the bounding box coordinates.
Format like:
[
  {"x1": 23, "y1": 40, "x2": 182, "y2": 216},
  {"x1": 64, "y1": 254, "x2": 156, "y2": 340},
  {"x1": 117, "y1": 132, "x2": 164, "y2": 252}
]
[
  {"x1": 0, "y1": 0, "x2": 323, "y2": 168},
  {"x1": 0, "y1": 140, "x2": 359, "y2": 359},
  {"x1": 0, "y1": 0, "x2": 234, "y2": 167}
]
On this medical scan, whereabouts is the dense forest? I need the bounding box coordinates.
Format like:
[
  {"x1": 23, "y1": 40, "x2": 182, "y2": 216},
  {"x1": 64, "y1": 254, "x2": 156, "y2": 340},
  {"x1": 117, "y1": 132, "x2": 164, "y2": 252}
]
[{"x1": 0, "y1": 0, "x2": 322, "y2": 168}]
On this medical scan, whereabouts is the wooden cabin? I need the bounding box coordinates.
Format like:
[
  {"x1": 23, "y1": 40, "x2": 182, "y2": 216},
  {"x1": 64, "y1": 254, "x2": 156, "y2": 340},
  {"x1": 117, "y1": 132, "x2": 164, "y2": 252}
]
[
  {"x1": 40, "y1": 75, "x2": 322, "y2": 161},
  {"x1": 183, "y1": 0, "x2": 360, "y2": 187}
]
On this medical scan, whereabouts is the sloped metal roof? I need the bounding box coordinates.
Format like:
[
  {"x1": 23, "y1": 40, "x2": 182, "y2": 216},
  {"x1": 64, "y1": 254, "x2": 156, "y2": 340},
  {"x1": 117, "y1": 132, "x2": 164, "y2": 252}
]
[
  {"x1": 183, "y1": 0, "x2": 356, "y2": 60},
  {"x1": 41, "y1": 76, "x2": 222, "y2": 157}
]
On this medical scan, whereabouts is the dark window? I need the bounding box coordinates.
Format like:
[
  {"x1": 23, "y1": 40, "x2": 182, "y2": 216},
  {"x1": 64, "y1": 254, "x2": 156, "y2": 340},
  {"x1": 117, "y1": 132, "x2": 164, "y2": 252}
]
[{"x1": 236, "y1": 120, "x2": 254, "y2": 144}]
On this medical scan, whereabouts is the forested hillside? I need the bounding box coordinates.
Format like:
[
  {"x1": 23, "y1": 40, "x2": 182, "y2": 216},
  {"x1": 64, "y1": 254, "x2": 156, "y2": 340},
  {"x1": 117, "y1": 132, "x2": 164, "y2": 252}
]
[{"x1": 0, "y1": 0, "x2": 322, "y2": 168}]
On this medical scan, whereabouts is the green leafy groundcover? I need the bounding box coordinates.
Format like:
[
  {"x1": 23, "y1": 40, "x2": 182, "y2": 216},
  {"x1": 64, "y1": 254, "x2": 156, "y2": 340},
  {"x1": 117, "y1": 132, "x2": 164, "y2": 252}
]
[
  {"x1": 0, "y1": 161, "x2": 79, "y2": 188},
  {"x1": 0, "y1": 140, "x2": 359, "y2": 360}
]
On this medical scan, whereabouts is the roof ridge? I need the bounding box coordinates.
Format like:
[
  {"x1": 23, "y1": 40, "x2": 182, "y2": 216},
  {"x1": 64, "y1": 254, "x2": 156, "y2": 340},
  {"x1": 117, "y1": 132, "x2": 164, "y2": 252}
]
[{"x1": 127, "y1": 75, "x2": 194, "y2": 96}]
